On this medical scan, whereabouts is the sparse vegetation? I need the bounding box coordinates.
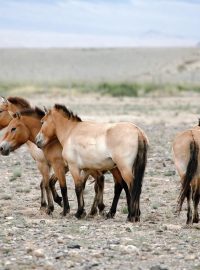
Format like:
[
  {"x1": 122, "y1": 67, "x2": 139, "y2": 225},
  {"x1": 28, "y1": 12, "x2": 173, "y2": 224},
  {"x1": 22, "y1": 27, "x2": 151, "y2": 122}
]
[
  {"x1": 9, "y1": 167, "x2": 22, "y2": 182},
  {"x1": 1, "y1": 82, "x2": 200, "y2": 98}
]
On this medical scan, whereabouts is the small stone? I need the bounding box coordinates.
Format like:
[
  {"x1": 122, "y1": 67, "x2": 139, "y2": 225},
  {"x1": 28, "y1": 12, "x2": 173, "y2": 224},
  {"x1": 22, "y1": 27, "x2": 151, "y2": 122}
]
[
  {"x1": 125, "y1": 227, "x2": 132, "y2": 232},
  {"x1": 40, "y1": 220, "x2": 46, "y2": 224},
  {"x1": 57, "y1": 238, "x2": 64, "y2": 244},
  {"x1": 67, "y1": 244, "x2": 81, "y2": 249},
  {"x1": 33, "y1": 249, "x2": 45, "y2": 258},
  {"x1": 119, "y1": 245, "x2": 140, "y2": 255},
  {"x1": 185, "y1": 254, "x2": 196, "y2": 261},
  {"x1": 6, "y1": 216, "x2": 14, "y2": 220},
  {"x1": 150, "y1": 266, "x2": 168, "y2": 270},
  {"x1": 164, "y1": 224, "x2": 181, "y2": 231}
]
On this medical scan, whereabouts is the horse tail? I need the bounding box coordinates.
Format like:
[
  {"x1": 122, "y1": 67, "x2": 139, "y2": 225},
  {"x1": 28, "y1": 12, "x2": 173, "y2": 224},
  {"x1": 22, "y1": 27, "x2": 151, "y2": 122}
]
[
  {"x1": 177, "y1": 132, "x2": 199, "y2": 212},
  {"x1": 131, "y1": 130, "x2": 148, "y2": 219}
]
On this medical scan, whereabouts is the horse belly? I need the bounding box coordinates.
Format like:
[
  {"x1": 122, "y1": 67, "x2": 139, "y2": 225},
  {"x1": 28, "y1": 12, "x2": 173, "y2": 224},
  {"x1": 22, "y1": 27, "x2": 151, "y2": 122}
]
[
  {"x1": 63, "y1": 138, "x2": 114, "y2": 170},
  {"x1": 79, "y1": 156, "x2": 115, "y2": 170}
]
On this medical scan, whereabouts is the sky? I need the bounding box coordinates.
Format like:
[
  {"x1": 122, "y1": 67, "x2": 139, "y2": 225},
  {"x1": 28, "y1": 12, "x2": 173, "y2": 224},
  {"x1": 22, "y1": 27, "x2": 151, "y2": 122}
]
[{"x1": 0, "y1": 0, "x2": 199, "y2": 47}]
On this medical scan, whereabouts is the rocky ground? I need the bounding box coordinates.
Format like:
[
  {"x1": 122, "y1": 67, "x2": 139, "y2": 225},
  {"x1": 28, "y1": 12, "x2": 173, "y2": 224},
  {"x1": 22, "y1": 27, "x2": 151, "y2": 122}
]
[{"x1": 0, "y1": 94, "x2": 200, "y2": 270}]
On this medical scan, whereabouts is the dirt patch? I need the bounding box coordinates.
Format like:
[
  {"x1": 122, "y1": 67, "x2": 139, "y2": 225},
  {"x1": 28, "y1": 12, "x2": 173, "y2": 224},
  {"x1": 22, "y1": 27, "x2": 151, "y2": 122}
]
[{"x1": 0, "y1": 94, "x2": 200, "y2": 270}]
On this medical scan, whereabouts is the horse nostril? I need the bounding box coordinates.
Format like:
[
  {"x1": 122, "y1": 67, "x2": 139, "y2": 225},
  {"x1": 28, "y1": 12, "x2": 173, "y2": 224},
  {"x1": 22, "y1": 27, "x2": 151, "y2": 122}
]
[{"x1": 0, "y1": 147, "x2": 3, "y2": 152}]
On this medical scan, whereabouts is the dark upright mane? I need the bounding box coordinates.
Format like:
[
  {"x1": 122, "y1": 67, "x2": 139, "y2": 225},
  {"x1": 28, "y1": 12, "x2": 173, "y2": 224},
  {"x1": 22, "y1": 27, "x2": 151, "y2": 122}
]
[
  {"x1": 54, "y1": 104, "x2": 82, "y2": 122},
  {"x1": 8, "y1": 97, "x2": 31, "y2": 109},
  {"x1": 13, "y1": 107, "x2": 45, "y2": 119}
]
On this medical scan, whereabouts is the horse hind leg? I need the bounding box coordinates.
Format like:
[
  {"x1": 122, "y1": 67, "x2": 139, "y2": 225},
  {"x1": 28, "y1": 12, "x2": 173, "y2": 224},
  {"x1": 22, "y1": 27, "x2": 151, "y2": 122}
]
[
  {"x1": 38, "y1": 163, "x2": 54, "y2": 215},
  {"x1": 192, "y1": 185, "x2": 200, "y2": 223},
  {"x1": 186, "y1": 187, "x2": 193, "y2": 224},
  {"x1": 70, "y1": 167, "x2": 87, "y2": 219},
  {"x1": 52, "y1": 163, "x2": 70, "y2": 216},
  {"x1": 40, "y1": 179, "x2": 47, "y2": 209},
  {"x1": 89, "y1": 180, "x2": 99, "y2": 216},
  {"x1": 89, "y1": 174, "x2": 105, "y2": 216},
  {"x1": 97, "y1": 174, "x2": 106, "y2": 215},
  {"x1": 49, "y1": 174, "x2": 63, "y2": 207}
]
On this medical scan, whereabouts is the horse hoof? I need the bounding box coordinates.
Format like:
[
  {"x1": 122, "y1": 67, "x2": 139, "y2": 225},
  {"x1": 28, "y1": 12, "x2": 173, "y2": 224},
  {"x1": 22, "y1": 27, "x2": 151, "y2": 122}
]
[
  {"x1": 127, "y1": 216, "x2": 140, "y2": 223},
  {"x1": 193, "y1": 218, "x2": 199, "y2": 223},
  {"x1": 60, "y1": 208, "x2": 70, "y2": 217},
  {"x1": 46, "y1": 206, "x2": 54, "y2": 215},
  {"x1": 55, "y1": 196, "x2": 63, "y2": 207},
  {"x1": 106, "y1": 212, "x2": 115, "y2": 219},
  {"x1": 40, "y1": 206, "x2": 47, "y2": 212},
  {"x1": 98, "y1": 203, "x2": 106, "y2": 212},
  {"x1": 75, "y1": 209, "x2": 86, "y2": 219},
  {"x1": 89, "y1": 208, "x2": 98, "y2": 216},
  {"x1": 40, "y1": 202, "x2": 47, "y2": 211},
  {"x1": 99, "y1": 209, "x2": 107, "y2": 217}
]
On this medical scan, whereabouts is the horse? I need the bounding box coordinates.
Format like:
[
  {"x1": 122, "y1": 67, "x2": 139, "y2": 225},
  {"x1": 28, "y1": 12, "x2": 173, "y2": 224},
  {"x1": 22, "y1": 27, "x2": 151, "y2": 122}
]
[
  {"x1": 173, "y1": 123, "x2": 200, "y2": 224},
  {"x1": 0, "y1": 105, "x2": 107, "y2": 217},
  {"x1": 0, "y1": 96, "x2": 64, "y2": 214},
  {"x1": 36, "y1": 104, "x2": 148, "y2": 222}
]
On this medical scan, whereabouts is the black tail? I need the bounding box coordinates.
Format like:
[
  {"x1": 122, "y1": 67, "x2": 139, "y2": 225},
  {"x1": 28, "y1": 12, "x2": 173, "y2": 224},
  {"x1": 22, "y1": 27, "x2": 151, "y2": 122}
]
[
  {"x1": 177, "y1": 139, "x2": 199, "y2": 212},
  {"x1": 131, "y1": 132, "x2": 148, "y2": 219}
]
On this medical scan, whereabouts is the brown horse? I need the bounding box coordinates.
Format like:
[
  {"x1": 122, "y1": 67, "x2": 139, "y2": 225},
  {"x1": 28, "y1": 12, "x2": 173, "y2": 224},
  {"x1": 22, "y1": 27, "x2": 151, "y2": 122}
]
[
  {"x1": 173, "y1": 124, "x2": 200, "y2": 224},
  {"x1": 0, "y1": 110, "x2": 12, "y2": 129},
  {"x1": 0, "y1": 97, "x2": 64, "y2": 214},
  {"x1": 0, "y1": 105, "x2": 107, "y2": 217},
  {"x1": 36, "y1": 104, "x2": 148, "y2": 222}
]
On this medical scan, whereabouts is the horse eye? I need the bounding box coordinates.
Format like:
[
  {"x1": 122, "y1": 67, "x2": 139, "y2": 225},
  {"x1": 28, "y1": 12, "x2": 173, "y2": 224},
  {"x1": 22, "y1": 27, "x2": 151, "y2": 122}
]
[
  {"x1": 11, "y1": 127, "x2": 16, "y2": 132},
  {"x1": 41, "y1": 120, "x2": 44, "y2": 124}
]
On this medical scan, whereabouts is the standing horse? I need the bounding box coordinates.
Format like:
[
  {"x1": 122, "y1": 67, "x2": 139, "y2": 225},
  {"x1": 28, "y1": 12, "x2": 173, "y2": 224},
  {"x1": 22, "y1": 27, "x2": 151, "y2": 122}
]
[
  {"x1": 36, "y1": 104, "x2": 148, "y2": 222},
  {"x1": 0, "y1": 106, "x2": 107, "y2": 216},
  {"x1": 173, "y1": 125, "x2": 200, "y2": 224},
  {"x1": 0, "y1": 97, "x2": 63, "y2": 214}
]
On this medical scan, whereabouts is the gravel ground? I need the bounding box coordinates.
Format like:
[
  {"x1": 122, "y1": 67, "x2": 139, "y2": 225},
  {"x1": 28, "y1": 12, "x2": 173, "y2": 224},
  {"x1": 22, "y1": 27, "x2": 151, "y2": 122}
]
[{"x1": 0, "y1": 94, "x2": 200, "y2": 270}]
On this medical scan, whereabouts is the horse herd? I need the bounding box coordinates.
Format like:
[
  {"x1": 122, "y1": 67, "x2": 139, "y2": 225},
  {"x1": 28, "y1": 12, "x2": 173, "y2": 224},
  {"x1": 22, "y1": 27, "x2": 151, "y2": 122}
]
[{"x1": 0, "y1": 96, "x2": 199, "y2": 225}]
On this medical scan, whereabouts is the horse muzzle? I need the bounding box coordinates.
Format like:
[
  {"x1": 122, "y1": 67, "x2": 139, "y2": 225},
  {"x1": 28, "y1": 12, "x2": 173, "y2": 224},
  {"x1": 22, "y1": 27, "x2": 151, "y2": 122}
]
[{"x1": 0, "y1": 141, "x2": 11, "y2": 156}]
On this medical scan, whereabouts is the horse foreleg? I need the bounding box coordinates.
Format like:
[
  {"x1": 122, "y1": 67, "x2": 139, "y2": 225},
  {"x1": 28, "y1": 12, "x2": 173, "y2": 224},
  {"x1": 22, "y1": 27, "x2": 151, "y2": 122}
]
[
  {"x1": 70, "y1": 166, "x2": 87, "y2": 219},
  {"x1": 38, "y1": 163, "x2": 54, "y2": 215},
  {"x1": 52, "y1": 163, "x2": 70, "y2": 216}
]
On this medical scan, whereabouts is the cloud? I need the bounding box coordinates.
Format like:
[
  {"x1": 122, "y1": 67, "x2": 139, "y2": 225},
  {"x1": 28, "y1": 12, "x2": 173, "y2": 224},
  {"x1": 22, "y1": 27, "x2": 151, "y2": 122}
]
[{"x1": 0, "y1": 0, "x2": 199, "y2": 47}]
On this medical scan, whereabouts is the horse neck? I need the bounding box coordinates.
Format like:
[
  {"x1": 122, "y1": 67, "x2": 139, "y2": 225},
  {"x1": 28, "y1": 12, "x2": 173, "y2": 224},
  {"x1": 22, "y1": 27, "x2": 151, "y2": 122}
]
[
  {"x1": 53, "y1": 112, "x2": 78, "y2": 146},
  {"x1": 22, "y1": 116, "x2": 41, "y2": 143}
]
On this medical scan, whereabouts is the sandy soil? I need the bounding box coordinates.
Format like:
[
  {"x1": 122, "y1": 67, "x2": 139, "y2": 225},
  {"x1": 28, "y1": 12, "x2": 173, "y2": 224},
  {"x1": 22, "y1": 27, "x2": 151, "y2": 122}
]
[
  {"x1": 0, "y1": 48, "x2": 200, "y2": 85},
  {"x1": 0, "y1": 93, "x2": 200, "y2": 270}
]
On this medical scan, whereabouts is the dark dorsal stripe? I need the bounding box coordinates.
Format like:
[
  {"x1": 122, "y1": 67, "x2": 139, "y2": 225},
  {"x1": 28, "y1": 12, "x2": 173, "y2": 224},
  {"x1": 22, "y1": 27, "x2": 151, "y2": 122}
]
[
  {"x1": 54, "y1": 104, "x2": 82, "y2": 122},
  {"x1": 8, "y1": 97, "x2": 31, "y2": 109},
  {"x1": 13, "y1": 107, "x2": 45, "y2": 119}
]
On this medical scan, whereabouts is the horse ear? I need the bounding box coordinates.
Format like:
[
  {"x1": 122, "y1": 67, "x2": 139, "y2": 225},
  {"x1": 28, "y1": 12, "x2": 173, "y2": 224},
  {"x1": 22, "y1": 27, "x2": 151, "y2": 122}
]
[
  {"x1": 43, "y1": 106, "x2": 49, "y2": 115},
  {"x1": 0, "y1": 96, "x2": 8, "y2": 104}
]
